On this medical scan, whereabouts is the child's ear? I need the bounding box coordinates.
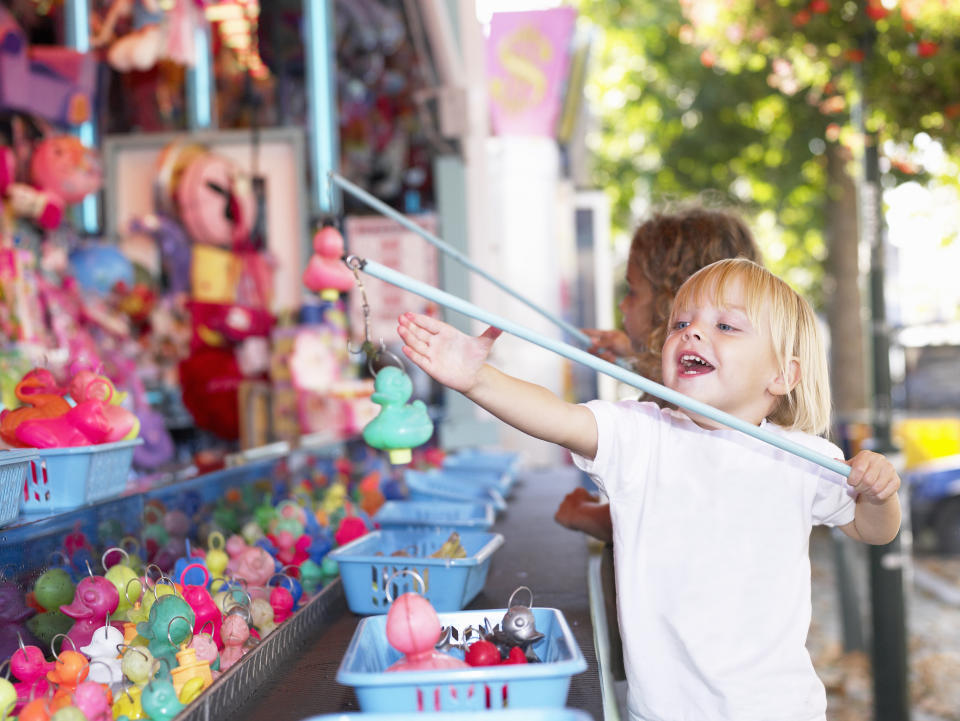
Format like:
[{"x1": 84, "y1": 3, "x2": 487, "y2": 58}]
[{"x1": 768, "y1": 358, "x2": 800, "y2": 397}]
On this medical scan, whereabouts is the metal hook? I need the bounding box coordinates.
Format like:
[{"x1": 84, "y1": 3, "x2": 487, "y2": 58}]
[
  {"x1": 166, "y1": 615, "x2": 193, "y2": 648},
  {"x1": 120, "y1": 536, "x2": 141, "y2": 556},
  {"x1": 0, "y1": 658, "x2": 9, "y2": 680},
  {"x1": 50, "y1": 633, "x2": 77, "y2": 659},
  {"x1": 102, "y1": 546, "x2": 130, "y2": 571},
  {"x1": 196, "y1": 619, "x2": 215, "y2": 637},
  {"x1": 383, "y1": 568, "x2": 426, "y2": 604},
  {"x1": 84, "y1": 560, "x2": 95, "y2": 577},
  {"x1": 124, "y1": 577, "x2": 143, "y2": 605},
  {"x1": 47, "y1": 550, "x2": 71, "y2": 569},
  {"x1": 367, "y1": 343, "x2": 405, "y2": 377},
  {"x1": 144, "y1": 564, "x2": 164, "y2": 585},
  {"x1": 344, "y1": 255, "x2": 377, "y2": 358},
  {"x1": 507, "y1": 585, "x2": 534, "y2": 610}
]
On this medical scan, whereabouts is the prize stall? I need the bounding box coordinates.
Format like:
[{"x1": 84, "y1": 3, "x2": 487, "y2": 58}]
[{"x1": 0, "y1": 3, "x2": 607, "y2": 721}]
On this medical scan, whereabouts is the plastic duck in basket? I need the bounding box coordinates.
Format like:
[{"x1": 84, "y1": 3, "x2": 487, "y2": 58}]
[
  {"x1": 385, "y1": 570, "x2": 468, "y2": 673},
  {"x1": 59, "y1": 575, "x2": 120, "y2": 648},
  {"x1": 302, "y1": 224, "x2": 354, "y2": 301},
  {"x1": 79, "y1": 624, "x2": 125, "y2": 684},
  {"x1": 362, "y1": 364, "x2": 434, "y2": 465},
  {"x1": 0, "y1": 369, "x2": 70, "y2": 447},
  {"x1": 10, "y1": 640, "x2": 54, "y2": 713}
]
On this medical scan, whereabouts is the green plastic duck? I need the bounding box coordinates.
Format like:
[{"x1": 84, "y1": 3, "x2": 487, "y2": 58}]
[{"x1": 361, "y1": 366, "x2": 433, "y2": 464}]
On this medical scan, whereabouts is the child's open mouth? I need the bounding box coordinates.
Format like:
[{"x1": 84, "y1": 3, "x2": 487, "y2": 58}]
[{"x1": 680, "y1": 353, "x2": 714, "y2": 375}]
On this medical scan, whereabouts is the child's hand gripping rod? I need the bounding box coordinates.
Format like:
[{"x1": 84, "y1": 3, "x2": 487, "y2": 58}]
[{"x1": 347, "y1": 255, "x2": 852, "y2": 482}]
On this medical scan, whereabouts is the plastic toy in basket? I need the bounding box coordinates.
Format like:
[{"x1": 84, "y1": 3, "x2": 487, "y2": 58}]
[
  {"x1": 0, "y1": 448, "x2": 36, "y2": 526},
  {"x1": 21, "y1": 438, "x2": 142, "y2": 513},
  {"x1": 384, "y1": 570, "x2": 468, "y2": 672},
  {"x1": 403, "y1": 470, "x2": 507, "y2": 511},
  {"x1": 373, "y1": 500, "x2": 495, "y2": 533},
  {"x1": 336, "y1": 603, "x2": 586, "y2": 712},
  {"x1": 328, "y1": 529, "x2": 504, "y2": 614}
]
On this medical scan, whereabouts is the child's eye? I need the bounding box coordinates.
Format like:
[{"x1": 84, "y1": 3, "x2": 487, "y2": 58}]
[
  {"x1": 717, "y1": 323, "x2": 736, "y2": 332},
  {"x1": 673, "y1": 320, "x2": 690, "y2": 330}
]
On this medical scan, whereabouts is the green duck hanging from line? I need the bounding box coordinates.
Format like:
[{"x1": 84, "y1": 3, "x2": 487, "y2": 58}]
[{"x1": 362, "y1": 366, "x2": 433, "y2": 464}]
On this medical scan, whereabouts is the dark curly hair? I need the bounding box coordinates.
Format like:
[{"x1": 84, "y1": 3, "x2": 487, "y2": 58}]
[{"x1": 628, "y1": 204, "x2": 763, "y2": 382}]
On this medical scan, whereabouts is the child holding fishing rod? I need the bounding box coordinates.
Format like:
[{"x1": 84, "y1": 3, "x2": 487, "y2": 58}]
[{"x1": 397, "y1": 257, "x2": 901, "y2": 721}]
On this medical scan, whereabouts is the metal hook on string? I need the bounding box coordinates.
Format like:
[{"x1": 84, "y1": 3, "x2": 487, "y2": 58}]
[{"x1": 344, "y1": 254, "x2": 407, "y2": 376}]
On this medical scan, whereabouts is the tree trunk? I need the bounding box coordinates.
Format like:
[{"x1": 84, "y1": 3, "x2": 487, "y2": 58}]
[{"x1": 825, "y1": 142, "x2": 868, "y2": 423}]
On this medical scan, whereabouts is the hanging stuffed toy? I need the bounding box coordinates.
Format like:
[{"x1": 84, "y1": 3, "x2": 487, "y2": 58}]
[{"x1": 94, "y1": 0, "x2": 210, "y2": 73}]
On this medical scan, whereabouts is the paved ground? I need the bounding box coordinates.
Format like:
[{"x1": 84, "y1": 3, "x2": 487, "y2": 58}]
[{"x1": 808, "y1": 527, "x2": 960, "y2": 720}]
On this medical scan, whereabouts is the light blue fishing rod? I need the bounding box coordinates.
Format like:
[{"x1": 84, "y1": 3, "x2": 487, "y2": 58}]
[
  {"x1": 347, "y1": 256, "x2": 853, "y2": 481},
  {"x1": 329, "y1": 171, "x2": 591, "y2": 346}
]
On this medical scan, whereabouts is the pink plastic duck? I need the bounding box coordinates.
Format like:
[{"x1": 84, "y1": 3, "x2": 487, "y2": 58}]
[
  {"x1": 60, "y1": 577, "x2": 119, "y2": 648},
  {"x1": 72, "y1": 680, "x2": 112, "y2": 721},
  {"x1": 218, "y1": 614, "x2": 249, "y2": 671},
  {"x1": 179, "y1": 564, "x2": 223, "y2": 650},
  {"x1": 385, "y1": 592, "x2": 468, "y2": 672},
  {"x1": 302, "y1": 225, "x2": 354, "y2": 301},
  {"x1": 10, "y1": 643, "x2": 54, "y2": 713}
]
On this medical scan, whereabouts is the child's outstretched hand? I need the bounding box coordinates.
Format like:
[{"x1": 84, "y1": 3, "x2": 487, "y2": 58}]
[
  {"x1": 844, "y1": 450, "x2": 901, "y2": 504},
  {"x1": 398, "y1": 312, "x2": 502, "y2": 394}
]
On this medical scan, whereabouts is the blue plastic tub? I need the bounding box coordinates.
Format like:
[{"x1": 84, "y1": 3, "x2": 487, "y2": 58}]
[
  {"x1": 374, "y1": 501, "x2": 496, "y2": 533},
  {"x1": 328, "y1": 529, "x2": 504, "y2": 614},
  {"x1": 0, "y1": 449, "x2": 37, "y2": 526},
  {"x1": 444, "y1": 450, "x2": 521, "y2": 479},
  {"x1": 404, "y1": 470, "x2": 507, "y2": 511},
  {"x1": 22, "y1": 439, "x2": 142, "y2": 514},
  {"x1": 302, "y1": 711, "x2": 593, "y2": 720},
  {"x1": 337, "y1": 607, "x2": 587, "y2": 712}
]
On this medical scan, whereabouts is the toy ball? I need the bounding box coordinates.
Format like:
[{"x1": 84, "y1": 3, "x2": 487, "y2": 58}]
[
  {"x1": 33, "y1": 568, "x2": 75, "y2": 611},
  {"x1": 69, "y1": 244, "x2": 135, "y2": 295},
  {"x1": 30, "y1": 136, "x2": 102, "y2": 205},
  {"x1": 464, "y1": 639, "x2": 501, "y2": 667}
]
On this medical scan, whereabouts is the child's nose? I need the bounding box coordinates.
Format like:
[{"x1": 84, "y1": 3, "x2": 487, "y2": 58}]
[{"x1": 682, "y1": 326, "x2": 702, "y2": 341}]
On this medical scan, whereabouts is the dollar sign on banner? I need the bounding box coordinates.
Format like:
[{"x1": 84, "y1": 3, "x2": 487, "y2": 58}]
[{"x1": 489, "y1": 26, "x2": 551, "y2": 114}]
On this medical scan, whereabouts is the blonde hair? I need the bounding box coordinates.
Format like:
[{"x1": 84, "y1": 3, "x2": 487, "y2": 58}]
[{"x1": 670, "y1": 259, "x2": 832, "y2": 435}]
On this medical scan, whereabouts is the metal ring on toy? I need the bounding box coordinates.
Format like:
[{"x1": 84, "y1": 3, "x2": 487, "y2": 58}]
[
  {"x1": 144, "y1": 563, "x2": 165, "y2": 586},
  {"x1": 178, "y1": 562, "x2": 210, "y2": 588},
  {"x1": 50, "y1": 633, "x2": 77, "y2": 659},
  {"x1": 116, "y1": 644, "x2": 150, "y2": 663},
  {"x1": 267, "y1": 572, "x2": 294, "y2": 591},
  {"x1": 86, "y1": 659, "x2": 114, "y2": 683},
  {"x1": 149, "y1": 656, "x2": 172, "y2": 683},
  {"x1": 207, "y1": 531, "x2": 225, "y2": 551},
  {"x1": 383, "y1": 568, "x2": 426, "y2": 604},
  {"x1": 196, "y1": 619, "x2": 215, "y2": 638},
  {"x1": 124, "y1": 576, "x2": 143, "y2": 605},
  {"x1": 507, "y1": 585, "x2": 534, "y2": 610},
  {"x1": 151, "y1": 575, "x2": 179, "y2": 601},
  {"x1": 0, "y1": 658, "x2": 9, "y2": 679},
  {"x1": 84, "y1": 560, "x2": 95, "y2": 577},
  {"x1": 16, "y1": 633, "x2": 26, "y2": 652},
  {"x1": 120, "y1": 536, "x2": 141, "y2": 556},
  {"x1": 102, "y1": 546, "x2": 130, "y2": 571},
  {"x1": 166, "y1": 615, "x2": 193, "y2": 648}
]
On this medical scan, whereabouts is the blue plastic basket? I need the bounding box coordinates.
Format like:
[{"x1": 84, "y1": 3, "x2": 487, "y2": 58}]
[
  {"x1": 374, "y1": 501, "x2": 495, "y2": 533},
  {"x1": 0, "y1": 449, "x2": 37, "y2": 526},
  {"x1": 21, "y1": 439, "x2": 142, "y2": 514},
  {"x1": 444, "y1": 450, "x2": 521, "y2": 479},
  {"x1": 329, "y1": 529, "x2": 504, "y2": 614},
  {"x1": 337, "y1": 607, "x2": 587, "y2": 712},
  {"x1": 302, "y1": 710, "x2": 593, "y2": 720},
  {"x1": 404, "y1": 471, "x2": 507, "y2": 511}
]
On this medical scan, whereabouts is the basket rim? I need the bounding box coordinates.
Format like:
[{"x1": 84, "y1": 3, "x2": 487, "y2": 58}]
[
  {"x1": 31, "y1": 438, "x2": 144, "y2": 457},
  {"x1": 328, "y1": 530, "x2": 505, "y2": 567}
]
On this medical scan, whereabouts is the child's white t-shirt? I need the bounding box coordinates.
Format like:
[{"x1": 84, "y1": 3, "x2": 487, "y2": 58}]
[{"x1": 571, "y1": 400, "x2": 856, "y2": 721}]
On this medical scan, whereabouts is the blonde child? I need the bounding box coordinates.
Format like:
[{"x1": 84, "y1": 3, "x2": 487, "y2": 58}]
[{"x1": 397, "y1": 258, "x2": 900, "y2": 721}]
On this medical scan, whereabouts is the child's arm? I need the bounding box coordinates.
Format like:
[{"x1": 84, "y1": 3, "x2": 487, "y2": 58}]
[
  {"x1": 398, "y1": 312, "x2": 599, "y2": 459},
  {"x1": 838, "y1": 450, "x2": 902, "y2": 545}
]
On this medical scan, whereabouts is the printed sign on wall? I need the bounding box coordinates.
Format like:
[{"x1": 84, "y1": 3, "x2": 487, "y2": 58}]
[{"x1": 486, "y1": 7, "x2": 578, "y2": 137}]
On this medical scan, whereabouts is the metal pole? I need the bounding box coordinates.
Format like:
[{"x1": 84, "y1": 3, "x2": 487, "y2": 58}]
[
  {"x1": 304, "y1": 0, "x2": 339, "y2": 216},
  {"x1": 186, "y1": 21, "x2": 215, "y2": 130},
  {"x1": 858, "y1": 8, "x2": 910, "y2": 717},
  {"x1": 64, "y1": 0, "x2": 99, "y2": 235}
]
